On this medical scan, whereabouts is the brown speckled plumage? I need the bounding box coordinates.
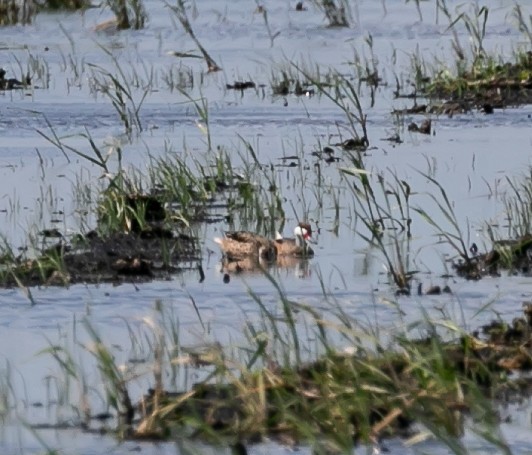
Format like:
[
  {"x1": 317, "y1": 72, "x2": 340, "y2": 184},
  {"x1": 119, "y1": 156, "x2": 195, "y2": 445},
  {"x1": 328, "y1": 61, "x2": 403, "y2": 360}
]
[
  {"x1": 214, "y1": 222, "x2": 314, "y2": 260},
  {"x1": 214, "y1": 231, "x2": 276, "y2": 260}
]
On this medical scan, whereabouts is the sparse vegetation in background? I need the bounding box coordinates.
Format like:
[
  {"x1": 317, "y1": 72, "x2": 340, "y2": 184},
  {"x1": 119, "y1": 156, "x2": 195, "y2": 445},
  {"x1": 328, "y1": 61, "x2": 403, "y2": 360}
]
[
  {"x1": 104, "y1": 0, "x2": 146, "y2": 30},
  {"x1": 38, "y1": 0, "x2": 88, "y2": 11},
  {"x1": 513, "y1": 4, "x2": 532, "y2": 47},
  {"x1": 88, "y1": 50, "x2": 151, "y2": 139},
  {"x1": 350, "y1": 33, "x2": 382, "y2": 107},
  {"x1": 160, "y1": 62, "x2": 195, "y2": 92},
  {"x1": 0, "y1": 0, "x2": 34, "y2": 25},
  {"x1": 254, "y1": 2, "x2": 280, "y2": 48}
]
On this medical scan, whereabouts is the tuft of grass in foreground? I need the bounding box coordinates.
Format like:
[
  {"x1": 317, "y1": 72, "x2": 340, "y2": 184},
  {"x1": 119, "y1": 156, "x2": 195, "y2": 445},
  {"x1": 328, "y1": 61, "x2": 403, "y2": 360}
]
[
  {"x1": 35, "y1": 285, "x2": 528, "y2": 454},
  {"x1": 132, "y1": 296, "x2": 521, "y2": 453}
]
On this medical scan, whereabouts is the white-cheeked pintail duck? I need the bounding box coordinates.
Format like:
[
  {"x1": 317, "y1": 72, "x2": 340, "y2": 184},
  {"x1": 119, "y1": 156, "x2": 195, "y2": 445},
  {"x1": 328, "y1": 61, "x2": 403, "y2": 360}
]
[{"x1": 214, "y1": 222, "x2": 314, "y2": 260}]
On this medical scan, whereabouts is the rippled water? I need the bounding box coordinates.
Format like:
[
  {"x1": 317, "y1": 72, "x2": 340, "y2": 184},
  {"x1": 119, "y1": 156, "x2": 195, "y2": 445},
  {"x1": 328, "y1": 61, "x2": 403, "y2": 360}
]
[{"x1": 0, "y1": 0, "x2": 531, "y2": 453}]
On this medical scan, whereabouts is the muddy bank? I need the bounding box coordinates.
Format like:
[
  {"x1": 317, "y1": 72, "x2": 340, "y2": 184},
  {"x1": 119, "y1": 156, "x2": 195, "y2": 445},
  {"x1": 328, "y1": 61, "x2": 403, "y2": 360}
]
[{"x1": 0, "y1": 227, "x2": 200, "y2": 287}]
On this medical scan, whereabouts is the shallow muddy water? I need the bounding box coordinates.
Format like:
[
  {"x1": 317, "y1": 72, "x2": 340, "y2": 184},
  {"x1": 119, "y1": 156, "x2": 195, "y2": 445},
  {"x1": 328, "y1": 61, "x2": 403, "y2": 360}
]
[{"x1": 1, "y1": 0, "x2": 532, "y2": 453}]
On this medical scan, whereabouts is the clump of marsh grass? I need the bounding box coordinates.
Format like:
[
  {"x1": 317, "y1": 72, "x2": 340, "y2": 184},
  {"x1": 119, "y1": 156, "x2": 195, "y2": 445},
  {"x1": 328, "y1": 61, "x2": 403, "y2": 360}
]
[
  {"x1": 160, "y1": 62, "x2": 194, "y2": 92},
  {"x1": 26, "y1": 271, "x2": 526, "y2": 453},
  {"x1": 427, "y1": 1, "x2": 492, "y2": 95},
  {"x1": 294, "y1": 65, "x2": 369, "y2": 148},
  {"x1": 88, "y1": 49, "x2": 151, "y2": 138},
  {"x1": 166, "y1": 0, "x2": 221, "y2": 72},
  {"x1": 0, "y1": 0, "x2": 89, "y2": 25},
  {"x1": 147, "y1": 149, "x2": 213, "y2": 226},
  {"x1": 414, "y1": 170, "x2": 472, "y2": 265},
  {"x1": 341, "y1": 167, "x2": 414, "y2": 292},
  {"x1": 269, "y1": 59, "x2": 334, "y2": 97},
  {"x1": 147, "y1": 138, "x2": 284, "y2": 230},
  {"x1": 500, "y1": 172, "x2": 532, "y2": 242},
  {"x1": 96, "y1": 172, "x2": 158, "y2": 236},
  {"x1": 477, "y1": 169, "x2": 532, "y2": 274},
  {"x1": 37, "y1": 122, "x2": 165, "y2": 237}
]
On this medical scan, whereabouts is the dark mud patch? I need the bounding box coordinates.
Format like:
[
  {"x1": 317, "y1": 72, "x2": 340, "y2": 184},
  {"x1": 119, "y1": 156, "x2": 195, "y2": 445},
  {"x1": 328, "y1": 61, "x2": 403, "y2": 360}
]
[{"x1": 1, "y1": 228, "x2": 200, "y2": 287}]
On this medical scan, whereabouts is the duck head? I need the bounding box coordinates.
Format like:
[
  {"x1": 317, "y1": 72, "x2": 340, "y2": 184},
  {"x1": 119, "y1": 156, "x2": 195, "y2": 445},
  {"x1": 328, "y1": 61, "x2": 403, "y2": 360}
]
[{"x1": 294, "y1": 222, "x2": 312, "y2": 242}]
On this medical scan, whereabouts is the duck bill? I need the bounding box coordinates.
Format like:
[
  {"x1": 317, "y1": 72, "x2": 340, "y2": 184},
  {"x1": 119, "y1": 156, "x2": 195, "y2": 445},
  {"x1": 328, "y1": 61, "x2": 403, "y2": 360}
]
[{"x1": 304, "y1": 233, "x2": 317, "y2": 244}]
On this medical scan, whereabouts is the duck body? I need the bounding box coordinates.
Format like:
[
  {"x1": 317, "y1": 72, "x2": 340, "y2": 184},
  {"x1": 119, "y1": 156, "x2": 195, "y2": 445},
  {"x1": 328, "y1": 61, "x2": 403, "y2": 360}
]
[
  {"x1": 214, "y1": 231, "x2": 276, "y2": 261},
  {"x1": 214, "y1": 222, "x2": 315, "y2": 261},
  {"x1": 275, "y1": 223, "x2": 314, "y2": 257},
  {"x1": 274, "y1": 237, "x2": 314, "y2": 257}
]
